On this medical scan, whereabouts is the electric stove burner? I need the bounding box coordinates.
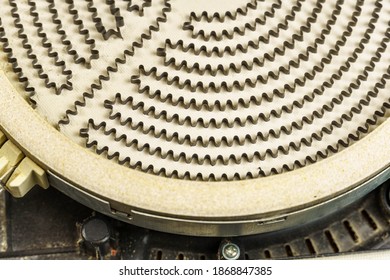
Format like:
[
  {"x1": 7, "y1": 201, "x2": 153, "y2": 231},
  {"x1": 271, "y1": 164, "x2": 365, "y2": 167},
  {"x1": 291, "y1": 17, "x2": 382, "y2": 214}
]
[{"x1": 0, "y1": 0, "x2": 389, "y2": 238}]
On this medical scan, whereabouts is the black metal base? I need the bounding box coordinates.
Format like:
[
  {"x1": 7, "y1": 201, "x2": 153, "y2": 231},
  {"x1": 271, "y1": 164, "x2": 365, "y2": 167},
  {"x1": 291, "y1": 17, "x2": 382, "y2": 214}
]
[{"x1": 1, "y1": 179, "x2": 389, "y2": 260}]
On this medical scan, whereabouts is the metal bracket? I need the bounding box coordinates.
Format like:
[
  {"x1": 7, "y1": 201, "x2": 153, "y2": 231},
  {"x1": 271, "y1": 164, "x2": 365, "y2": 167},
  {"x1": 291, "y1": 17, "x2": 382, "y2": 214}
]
[{"x1": 0, "y1": 130, "x2": 48, "y2": 197}]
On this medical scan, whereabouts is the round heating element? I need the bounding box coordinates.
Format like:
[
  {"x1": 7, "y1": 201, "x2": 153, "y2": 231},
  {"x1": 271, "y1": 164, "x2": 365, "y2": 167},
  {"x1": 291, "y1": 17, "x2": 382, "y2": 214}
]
[{"x1": 0, "y1": 0, "x2": 389, "y2": 236}]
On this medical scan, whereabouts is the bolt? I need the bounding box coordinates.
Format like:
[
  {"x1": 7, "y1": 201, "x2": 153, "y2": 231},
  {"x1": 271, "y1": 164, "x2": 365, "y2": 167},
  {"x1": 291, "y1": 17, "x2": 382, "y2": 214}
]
[{"x1": 222, "y1": 243, "x2": 240, "y2": 260}]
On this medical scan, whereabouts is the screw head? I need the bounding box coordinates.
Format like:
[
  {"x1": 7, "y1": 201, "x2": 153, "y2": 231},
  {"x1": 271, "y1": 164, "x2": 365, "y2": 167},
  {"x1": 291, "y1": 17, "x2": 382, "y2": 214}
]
[{"x1": 222, "y1": 243, "x2": 240, "y2": 260}]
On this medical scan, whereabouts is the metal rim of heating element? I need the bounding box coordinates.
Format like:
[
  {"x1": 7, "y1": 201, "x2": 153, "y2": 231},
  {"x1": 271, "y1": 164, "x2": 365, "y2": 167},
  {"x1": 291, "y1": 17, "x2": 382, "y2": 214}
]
[{"x1": 0, "y1": 0, "x2": 389, "y2": 236}]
